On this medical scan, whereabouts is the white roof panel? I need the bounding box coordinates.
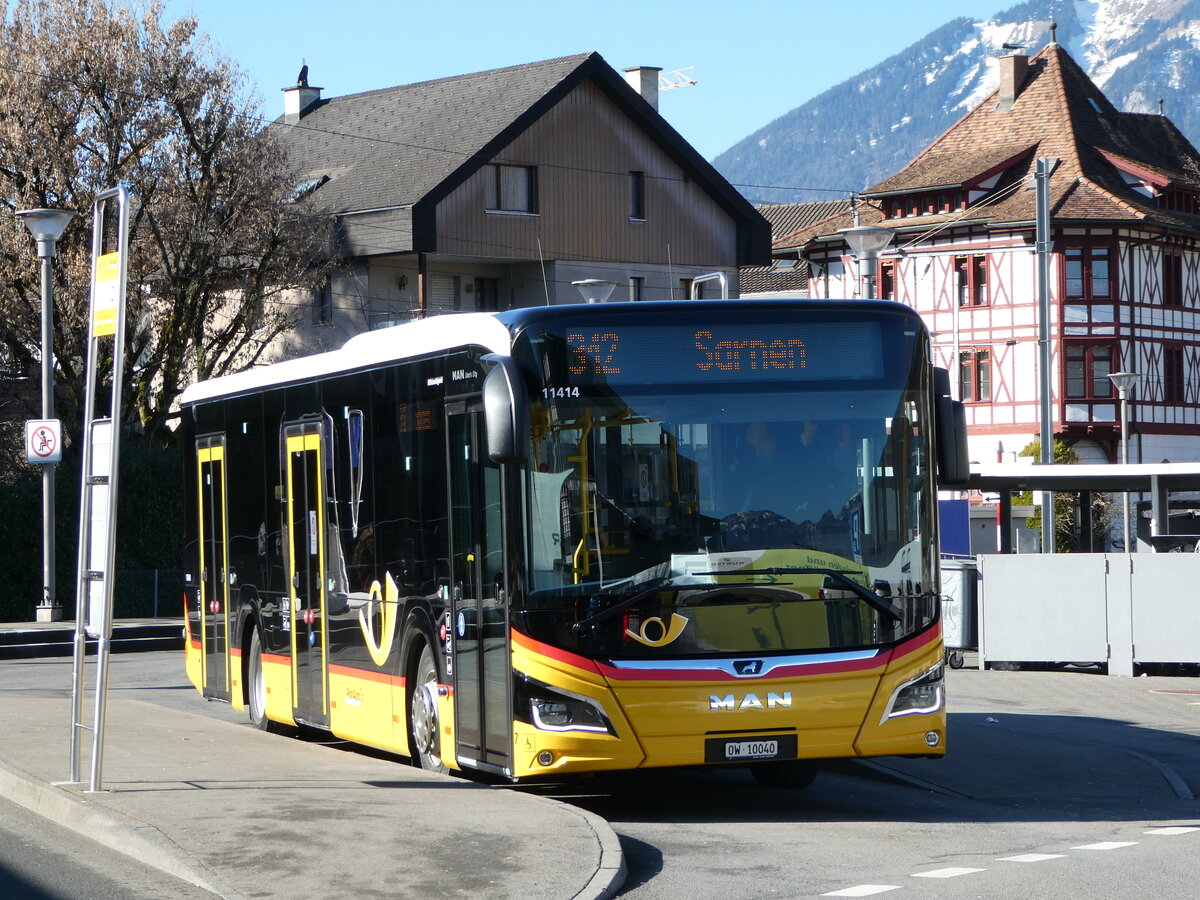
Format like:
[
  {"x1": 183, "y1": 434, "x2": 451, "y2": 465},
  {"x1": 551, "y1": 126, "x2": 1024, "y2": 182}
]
[{"x1": 180, "y1": 313, "x2": 513, "y2": 406}]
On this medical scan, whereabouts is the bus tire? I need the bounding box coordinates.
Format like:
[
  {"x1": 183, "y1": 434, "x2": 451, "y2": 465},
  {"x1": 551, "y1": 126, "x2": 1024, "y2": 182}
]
[
  {"x1": 247, "y1": 627, "x2": 275, "y2": 733},
  {"x1": 751, "y1": 759, "x2": 819, "y2": 790},
  {"x1": 410, "y1": 643, "x2": 448, "y2": 775}
]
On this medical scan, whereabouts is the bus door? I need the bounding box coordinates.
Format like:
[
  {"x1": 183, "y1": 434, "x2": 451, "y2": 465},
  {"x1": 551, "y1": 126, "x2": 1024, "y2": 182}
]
[
  {"x1": 284, "y1": 422, "x2": 330, "y2": 727},
  {"x1": 447, "y1": 404, "x2": 511, "y2": 773},
  {"x1": 196, "y1": 436, "x2": 231, "y2": 700}
]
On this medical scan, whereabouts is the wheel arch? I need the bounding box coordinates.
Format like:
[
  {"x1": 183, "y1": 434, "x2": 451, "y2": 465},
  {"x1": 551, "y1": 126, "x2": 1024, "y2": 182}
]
[{"x1": 236, "y1": 585, "x2": 265, "y2": 710}]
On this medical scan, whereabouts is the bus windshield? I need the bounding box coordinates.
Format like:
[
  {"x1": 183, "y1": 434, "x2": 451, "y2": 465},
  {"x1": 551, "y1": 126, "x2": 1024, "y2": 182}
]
[{"x1": 512, "y1": 305, "x2": 938, "y2": 660}]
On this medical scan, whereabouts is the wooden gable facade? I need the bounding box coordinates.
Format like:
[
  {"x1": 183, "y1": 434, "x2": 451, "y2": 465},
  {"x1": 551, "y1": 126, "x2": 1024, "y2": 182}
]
[{"x1": 273, "y1": 54, "x2": 768, "y2": 358}]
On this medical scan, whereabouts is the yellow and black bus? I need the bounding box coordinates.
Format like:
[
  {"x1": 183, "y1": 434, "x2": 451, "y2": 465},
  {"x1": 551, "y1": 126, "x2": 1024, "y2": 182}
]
[{"x1": 182, "y1": 298, "x2": 967, "y2": 786}]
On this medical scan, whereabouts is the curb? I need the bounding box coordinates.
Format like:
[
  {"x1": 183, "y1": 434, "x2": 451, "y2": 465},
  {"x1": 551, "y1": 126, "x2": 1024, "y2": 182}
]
[
  {"x1": 0, "y1": 756, "x2": 242, "y2": 899},
  {"x1": 501, "y1": 788, "x2": 626, "y2": 900}
]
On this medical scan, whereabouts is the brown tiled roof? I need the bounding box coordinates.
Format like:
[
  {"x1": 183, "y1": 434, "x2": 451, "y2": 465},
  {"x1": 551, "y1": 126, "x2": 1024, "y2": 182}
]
[
  {"x1": 747, "y1": 200, "x2": 853, "y2": 283},
  {"x1": 775, "y1": 43, "x2": 1200, "y2": 253},
  {"x1": 756, "y1": 199, "x2": 853, "y2": 239},
  {"x1": 867, "y1": 143, "x2": 1035, "y2": 196},
  {"x1": 739, "y1": 260, "x2": 810, "y2": 294}
]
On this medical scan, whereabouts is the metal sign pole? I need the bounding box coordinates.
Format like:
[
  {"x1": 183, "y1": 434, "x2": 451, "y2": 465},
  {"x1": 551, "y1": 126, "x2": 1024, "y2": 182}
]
[
  {"x1": 1034, "y1": 157, "x2": 1058, "y2": 554},
  {"x1": 67, "y1": 185, "x2": 130, "y2": 792}
]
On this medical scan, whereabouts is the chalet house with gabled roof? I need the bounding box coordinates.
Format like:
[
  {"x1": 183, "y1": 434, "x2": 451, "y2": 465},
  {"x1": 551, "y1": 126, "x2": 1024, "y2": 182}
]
[
  {"x1": 778, "y1": 41, "x2": 1200, "y2": 484},
  {"x1": 271, "y1": 53, "x2": 769, "y2": 356}
]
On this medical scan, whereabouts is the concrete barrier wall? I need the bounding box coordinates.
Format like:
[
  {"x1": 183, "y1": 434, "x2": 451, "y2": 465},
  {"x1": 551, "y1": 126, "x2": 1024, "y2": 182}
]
[{"x1": 977, "y1": 553, "x2": 1200, "y2": 675}]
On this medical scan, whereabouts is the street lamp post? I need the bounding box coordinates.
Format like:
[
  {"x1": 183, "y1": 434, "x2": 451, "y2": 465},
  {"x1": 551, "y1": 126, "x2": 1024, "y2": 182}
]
[
  {"x1": 837, "y1": 224, "x2": 893, "y2": 299},
  {"x1": 571, "y1": 278, "x2": 617, "y2": 304},
  {"x1": 1108, "y1": 371, "x2": 1141, "y2": 553},
  {"x1": 17, "y1": 208, "x2": 76, "y2": 623}
]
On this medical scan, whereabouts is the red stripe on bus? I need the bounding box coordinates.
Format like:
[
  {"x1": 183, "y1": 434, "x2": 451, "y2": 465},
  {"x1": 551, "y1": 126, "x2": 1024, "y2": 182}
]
[
  {"x1": 328, "y1": 663, "x2": 404, "y2": 687},
  {"x1": 888, "y1": 623, "x2": 942, "y2": 662},
  {"x1": 511, "y1": 630, "x2": 602, "y2": 675},
  {"x1": 262, "y1": 652, "x2": 290, "y2": 666}
]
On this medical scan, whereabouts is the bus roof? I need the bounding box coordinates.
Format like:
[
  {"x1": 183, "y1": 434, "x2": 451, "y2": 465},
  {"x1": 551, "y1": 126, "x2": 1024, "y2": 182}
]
[
  {"x1": 180, "y1": 298, "x2": 919, "y2": 406},
  {"x1": 180, "y1": 312, "x2": 513, "y2": 406}
]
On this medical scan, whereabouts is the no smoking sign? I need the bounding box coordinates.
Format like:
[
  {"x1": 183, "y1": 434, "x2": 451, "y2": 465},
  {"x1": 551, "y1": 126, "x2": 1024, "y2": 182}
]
[{"x1": 25, "y1": 419, "x2": 62, "y2": 464}]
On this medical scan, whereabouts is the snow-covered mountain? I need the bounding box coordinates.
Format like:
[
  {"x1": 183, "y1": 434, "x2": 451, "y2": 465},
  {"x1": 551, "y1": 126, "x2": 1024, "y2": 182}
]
[{"x1": 715, "y1": 0, "x2": 1200, "y2": 203}]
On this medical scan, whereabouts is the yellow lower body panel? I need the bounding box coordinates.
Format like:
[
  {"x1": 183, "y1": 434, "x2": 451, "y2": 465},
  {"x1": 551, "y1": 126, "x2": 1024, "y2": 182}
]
[
  {"x1": 328, "y1": 666, "x2": 405, "y2": 754},
  {"x1": 230, "y1": 648, "x2": 244, "y2": 712},
  {"x1": 184, "y1": 637, "x2": 202, "y2": 693},
  {"x1": 262, "y1": 654, "x2": 297, "y2": 727},
  {"x1": 438, "y1": 689, "x2": 460, "y2": 771}
]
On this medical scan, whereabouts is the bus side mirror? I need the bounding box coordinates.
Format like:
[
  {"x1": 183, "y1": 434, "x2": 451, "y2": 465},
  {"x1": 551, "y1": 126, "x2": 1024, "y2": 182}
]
[
  {"x1": 936, "y1": 395, "x2": 970, "y2": 486},
  {"x1": 932, "y1": 366, "x2": 969, "y2": 486},
  {"x1": 483, "y1": 356, "x2": 529, "y2": 464}
]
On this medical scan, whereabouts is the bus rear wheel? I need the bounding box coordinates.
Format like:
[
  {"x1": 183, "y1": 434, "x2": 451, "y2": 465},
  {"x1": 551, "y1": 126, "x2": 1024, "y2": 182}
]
[
  {"x1": 410, "y1": 644, "x2": 448, "y2": 774},
  {"x1": 247, "y1": 628, "x2": 274, "y2": 732},
  {"x1": 751, "y1": 759, "x2": 819, "y2": 789}
]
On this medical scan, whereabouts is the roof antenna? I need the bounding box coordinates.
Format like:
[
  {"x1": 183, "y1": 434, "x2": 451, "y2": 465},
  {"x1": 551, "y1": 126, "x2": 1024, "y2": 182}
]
[{"x1": 1159, "y1": 97, "x2": 1165, "y2": 115}]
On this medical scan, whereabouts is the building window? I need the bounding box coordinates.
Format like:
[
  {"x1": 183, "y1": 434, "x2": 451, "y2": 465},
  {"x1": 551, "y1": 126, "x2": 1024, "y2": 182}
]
[
  {"x1": 429, "y1": 274, "x2": 462, "y2": 311},
  {"x1": 629, "y1": 276, "x2": 644, "y2": 301},
  {"x1": 1065, "y1": 344, "x2": 1114, "y2": 399},
  {"x1": 312, "y1": 279, "x2": 332, "y2": 325},
  {"x1": 879, "y1": 260, "x2": 895, "y2": 301},
  {"x1": 1064, "y1": 246, "x2": 1112, "y2": 299},
  {"x1": 485, "y1": 164, "x2": 537, "y2": 213},
  {"x1": 959, "y1": 349, "x2": 991, "y2": 402},
  {"x1": 1163, "y1": 249, "x2": 1184, "y2": 307},
  {"x1": 629, "y1": 171, "x2": 645, "y2": 220},
  {"x1": 955, "y1": 255, "x2": 989, "y2": 306},
  {"x1": 474, "y1": 277, "x2": 499, "y2": 311},
  {"x1": 1164, "y1": 344, "x2": 1184, "y2": 404}
]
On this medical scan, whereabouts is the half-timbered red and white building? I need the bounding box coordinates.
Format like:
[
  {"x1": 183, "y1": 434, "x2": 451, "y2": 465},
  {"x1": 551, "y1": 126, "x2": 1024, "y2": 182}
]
[{"x1": 776, "y1": 42, "x2": 1200, "y2": 471}]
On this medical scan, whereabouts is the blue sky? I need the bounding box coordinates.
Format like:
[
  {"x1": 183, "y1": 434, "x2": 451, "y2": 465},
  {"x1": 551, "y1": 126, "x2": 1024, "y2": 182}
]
[{"x1": 164, "y1": 0, "x2": 1002, "y2": 162}]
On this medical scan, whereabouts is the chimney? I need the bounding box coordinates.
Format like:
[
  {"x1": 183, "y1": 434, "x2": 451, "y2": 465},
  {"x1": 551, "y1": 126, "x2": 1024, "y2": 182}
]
[
  {"x1": 997, "y1": 53, "x2": 1029, "y2": 111},
  {"x1": 623, "y1": 66, "x2": 662, "y2": 112},
  {"x1": 282, "y1": 62, "x2": 322, "y2": 123}
]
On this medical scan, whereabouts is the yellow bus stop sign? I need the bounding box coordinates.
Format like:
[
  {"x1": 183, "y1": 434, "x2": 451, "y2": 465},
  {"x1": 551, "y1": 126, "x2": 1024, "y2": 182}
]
[{"x1": 92, "y1": 252, "x2": 120, "y2": 337}]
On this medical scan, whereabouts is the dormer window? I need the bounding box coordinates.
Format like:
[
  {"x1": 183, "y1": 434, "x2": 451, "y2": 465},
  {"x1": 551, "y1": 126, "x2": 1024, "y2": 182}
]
[{"x1": 1159, "y1": 188, "x2": 1200, "y2": 214}]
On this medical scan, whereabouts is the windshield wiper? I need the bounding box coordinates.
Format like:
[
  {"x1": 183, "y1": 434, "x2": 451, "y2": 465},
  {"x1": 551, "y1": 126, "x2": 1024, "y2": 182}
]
[{"x1": 731, "y1": 568, "x2": 903, "y2": 621}]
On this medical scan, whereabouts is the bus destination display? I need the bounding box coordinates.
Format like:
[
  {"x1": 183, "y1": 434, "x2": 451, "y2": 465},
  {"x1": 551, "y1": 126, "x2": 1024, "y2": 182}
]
[{"x1": 549, "y1": 320, "x2": 884, "y2": 385}]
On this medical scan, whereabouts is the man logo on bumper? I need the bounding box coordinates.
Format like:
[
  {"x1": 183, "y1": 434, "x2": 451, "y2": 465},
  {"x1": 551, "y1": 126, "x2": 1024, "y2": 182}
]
[{"x1": 710, "y1": 692, "x2": 792, "y2": 711}]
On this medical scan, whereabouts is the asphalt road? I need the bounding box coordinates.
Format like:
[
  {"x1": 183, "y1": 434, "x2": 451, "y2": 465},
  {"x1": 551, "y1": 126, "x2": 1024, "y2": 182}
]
[
  {"x1": 4, "y1": 652, "x2": 1199, "y2": 899},
  {"x1": 0, "y1": 794, "x2": 217, "y2": 900}
]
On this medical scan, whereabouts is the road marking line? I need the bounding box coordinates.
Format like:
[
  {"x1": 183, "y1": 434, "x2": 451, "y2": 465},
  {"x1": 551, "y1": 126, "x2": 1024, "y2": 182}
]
[
  {"x1": 822, "y1": 886, "x2": 902, "y2": 897},
  {"x1": 912, "y1": 867, "x2": 985, "y2": 878},
  {"x1": 1145, "y1": 826, "x2": 1200, "y2": 836},
  {"x1": 998, "y1": 853, "x2": 1065, "y2": 863},
  {"x1": 1072, "y1": 841, "x2": 1139, "y2": 851}
]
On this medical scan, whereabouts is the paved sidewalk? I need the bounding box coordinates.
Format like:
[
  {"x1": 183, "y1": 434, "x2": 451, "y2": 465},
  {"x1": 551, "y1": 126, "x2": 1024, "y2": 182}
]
[{"x1": 0, "y1": 689, "x2": 625, "y2": 898}]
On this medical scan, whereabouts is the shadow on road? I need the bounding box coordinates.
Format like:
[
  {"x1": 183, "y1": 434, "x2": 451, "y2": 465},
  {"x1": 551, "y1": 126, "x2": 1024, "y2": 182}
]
[{"x1": 519, "y1": 711, "x2": 1200, "y2": 827}]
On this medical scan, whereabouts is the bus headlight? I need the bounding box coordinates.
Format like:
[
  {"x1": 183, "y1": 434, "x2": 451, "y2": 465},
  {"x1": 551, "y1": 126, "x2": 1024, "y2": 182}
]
[
  {"x1": 515, "y1": 675, "x2": 615, "y2": 735},
  {"x1": 881, "y1": 660, "x2": 944, "y2": 722}
]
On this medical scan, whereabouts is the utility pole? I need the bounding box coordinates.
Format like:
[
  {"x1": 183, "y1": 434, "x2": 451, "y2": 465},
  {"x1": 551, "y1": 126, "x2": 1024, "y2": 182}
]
[{"x1": 1034, "y1": 157, "x2": 1059, "y2": 554}]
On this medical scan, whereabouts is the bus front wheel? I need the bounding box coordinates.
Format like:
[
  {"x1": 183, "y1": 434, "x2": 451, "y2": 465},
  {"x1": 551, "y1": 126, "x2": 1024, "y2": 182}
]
[{"x1": 410, "y1": 644, "x2": 448, "y2": 775}]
